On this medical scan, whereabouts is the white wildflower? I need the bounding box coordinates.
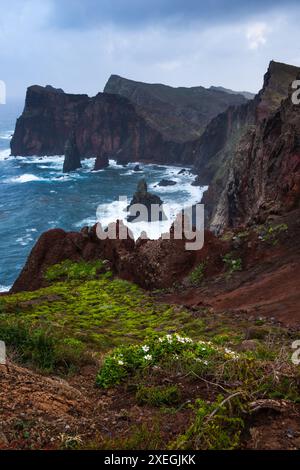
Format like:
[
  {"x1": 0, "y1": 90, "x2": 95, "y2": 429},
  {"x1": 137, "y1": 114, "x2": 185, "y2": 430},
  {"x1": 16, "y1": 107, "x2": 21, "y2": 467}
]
[
  {"x1": 118, "y1": 360, "x2": 124, "y2": 366},
  {"x1": 142, "y1": 345, "x2": 150, "y2": 352},
  {"x1": 224, "y1": 348, "x2": 239, "y2": 360},
  {"x1": 177, "y1": 336, "x2": 185, "y2": 343},
  {"x1": 184, "y1": 337, "x2": 193, "y2": 343},
  {"x1": 144, "y1": 354, "x2": 152, "y2": 361}
]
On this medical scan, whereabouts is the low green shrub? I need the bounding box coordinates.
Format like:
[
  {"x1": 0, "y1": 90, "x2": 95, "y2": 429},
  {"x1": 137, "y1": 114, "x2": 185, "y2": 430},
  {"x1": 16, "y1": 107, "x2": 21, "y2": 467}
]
[
  {"x1": 172, "y1": 394, "x2": 245, "y2": 450},
  {"x1": 222, "y1": 253, "x2": 242, "y2": 274},
  {"x1": 96, "y1": 333, "x2": 239, "y2": 388},
  {"x1": 0, "y1": 319, "x2": 88, "y2": 373},
  {"x1": 188, "y1": 263, "x2": 206, "y2": 286},
  {"x1": 258, "y1": 223, "x2": 288, "y2": 245}
]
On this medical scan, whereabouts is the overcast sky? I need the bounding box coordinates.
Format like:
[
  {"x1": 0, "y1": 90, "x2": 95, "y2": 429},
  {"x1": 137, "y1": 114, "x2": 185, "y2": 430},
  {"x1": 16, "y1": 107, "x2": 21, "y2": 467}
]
[{"x1": 1, "y1": 0, "x2": 300, "y2": 100}]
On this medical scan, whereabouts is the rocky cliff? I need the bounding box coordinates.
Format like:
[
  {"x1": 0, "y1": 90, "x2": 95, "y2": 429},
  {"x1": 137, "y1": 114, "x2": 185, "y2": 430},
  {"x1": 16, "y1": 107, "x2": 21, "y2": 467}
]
[
  {"x1": 196, "y1": 61, "x2": 300, "y2": 231},
  {"x1": 10, "y1": 85, "x2": 196, "y2": 165},
  {"x1": 104, "y1": 75, "x2": 248, "y2": 142}
]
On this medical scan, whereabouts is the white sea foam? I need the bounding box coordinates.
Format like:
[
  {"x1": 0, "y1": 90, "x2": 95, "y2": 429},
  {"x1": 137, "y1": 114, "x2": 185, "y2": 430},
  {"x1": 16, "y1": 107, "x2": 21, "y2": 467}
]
[
  {"x1": 0, "y1": 148, "x2": 11, "y2": 160},
  {"x1": 5, "y1": 172, "x2": 85, "y2": 184},
  {"x1": 0, "y1": 285, "x2": 11, "y2": 293},
  {"x1": 6, "y1": 174, "x2": 45, "y2": 184},
  {"x1": 75, "y1": 173, "x2": 208, "y2": 241},
  {"x1": 16, "y1": 232, "x2": 34, "y2": 246},
  {"x1": 0, "y1": 130, "x2": 13, "y2": 140},
  {"x1": 109, "y1": 159, "x2": 124, "y2": 169},
  {"x1": 16, "y1": 154, "x2": 64, "y2": 169}
]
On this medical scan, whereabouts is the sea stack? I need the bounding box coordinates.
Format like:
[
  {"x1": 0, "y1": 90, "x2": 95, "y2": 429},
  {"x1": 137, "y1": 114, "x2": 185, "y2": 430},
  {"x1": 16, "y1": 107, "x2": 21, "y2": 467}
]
[
  {"x1": 63, "y1": 131, "x2": 82, "y2": 173},
  {"x1": 94, "y1": 153, "x2": 109, "y2": 171},
  {"x1": 127, "y1": 179, "x2": 166, "y2": 222}
]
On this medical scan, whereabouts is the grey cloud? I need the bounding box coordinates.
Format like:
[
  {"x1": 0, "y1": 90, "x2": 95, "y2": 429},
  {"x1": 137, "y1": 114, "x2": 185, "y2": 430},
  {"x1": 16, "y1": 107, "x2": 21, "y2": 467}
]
[{"x1": 49, "y1": 0, "x2": 300, "y2": 29}]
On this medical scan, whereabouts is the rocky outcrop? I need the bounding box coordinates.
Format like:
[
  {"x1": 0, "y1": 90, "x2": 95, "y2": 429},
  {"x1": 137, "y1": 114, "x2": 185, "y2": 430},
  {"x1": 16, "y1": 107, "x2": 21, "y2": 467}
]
[
  {"x1": 63, "y1": 131, "x2": 82, "y2": 172},
  {"x1": 94, "y1": 153, "x2": 109, "y2": 170},
  {"x1": 11, "y1": 85, "x2": 196, "y2": 166},
  {"x1": 127, "y1": 179, "x2": 165, "y2": 222},
  {"x1": 11, "y1": 222, "x2": 135, "y2": 293},
  {"x1": 133, "y1": 164, "x2": 142, "y2": 172},
  {"x1": 104, "y1": 75, "x2": 247, "y2": 143},
  {"x1": 11, "y1": 220, "x2": 226, "y2": 293},
  {"x1": 158, "y1": 179, "x2": 177, "y2": 187},
  {"x1": 195, "y1": 61, "x2": 300, "y2": 232}
]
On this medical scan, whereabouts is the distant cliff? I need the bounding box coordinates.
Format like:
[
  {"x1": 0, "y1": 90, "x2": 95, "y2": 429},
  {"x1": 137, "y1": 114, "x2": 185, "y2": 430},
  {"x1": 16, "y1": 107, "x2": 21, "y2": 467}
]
[
  {"x1": 104, "y1": 75, "x2": 248, "y2": 142},
  {"x1": 195, "y1": 61, "x2": 300, "y2": 231},
  {"x1": 10, "y1": 86, "x2": 195, "y2": 165},
  {"x1": 11, "y1": 77, "x2": 247, "y2": 164}
]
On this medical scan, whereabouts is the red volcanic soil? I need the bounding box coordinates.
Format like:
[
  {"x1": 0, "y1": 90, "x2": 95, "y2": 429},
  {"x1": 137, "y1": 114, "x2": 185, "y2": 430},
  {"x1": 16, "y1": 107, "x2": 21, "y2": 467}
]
[{"x1": 161, "y1": 209, "x2": 300, "y2": 328}]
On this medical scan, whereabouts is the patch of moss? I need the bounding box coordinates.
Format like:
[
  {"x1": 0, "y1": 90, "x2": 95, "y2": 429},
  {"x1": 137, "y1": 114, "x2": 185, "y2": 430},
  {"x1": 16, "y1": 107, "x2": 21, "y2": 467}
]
[
  {"x1": 44, "y1": 260, "x2": 107, "y2": 282},
  {"x1": 0, "y1": 263, "x2": 209, "y2": 371},
  {"x1": 136, "y1": 385, "x2": 181, "y2": 407}
]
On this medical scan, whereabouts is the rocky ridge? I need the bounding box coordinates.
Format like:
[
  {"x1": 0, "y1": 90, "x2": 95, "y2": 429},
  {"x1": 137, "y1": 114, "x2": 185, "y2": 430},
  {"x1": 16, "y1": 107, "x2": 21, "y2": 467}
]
[{"x1": 195, "y1": 61, "x2": 300, "y2": 232}]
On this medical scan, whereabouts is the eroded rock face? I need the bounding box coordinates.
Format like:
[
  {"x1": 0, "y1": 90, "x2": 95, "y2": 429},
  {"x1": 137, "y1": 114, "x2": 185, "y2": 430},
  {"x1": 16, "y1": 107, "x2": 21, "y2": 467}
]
[
  {"x1": 10, "y1": 86, "x2": 196, "y2": 166},
  {"x1": 196, "y1": 61, "x2": 300, "y2": 232},
  {"x1": 11, "y1": 222, "x2": 135, "y2": 293},
  {"x1": 104, "y1": 74, "x2": 247, "y2": 142},
  {"x1": 11, "y1": 221, "x2": 225, "y2": 293},
  {"x1": 221, "y1": 91, "x2": 300, "y2": 228}
]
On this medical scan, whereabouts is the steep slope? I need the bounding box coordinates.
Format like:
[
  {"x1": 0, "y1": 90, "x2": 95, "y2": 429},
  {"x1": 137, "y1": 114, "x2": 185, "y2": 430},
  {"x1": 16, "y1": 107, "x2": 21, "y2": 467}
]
[
  {"x1": 195, "y1": 61, "x2": 300, "y2": 231},
  {"x1": 209, "y1": 86, "x2": 255, "y2": 100},
  {"x1": 104, "y1": 75, "x2": 247, "y2": 142},
  {"x1": 10, "y1": 86, "x2": 195, "y2": 165}
]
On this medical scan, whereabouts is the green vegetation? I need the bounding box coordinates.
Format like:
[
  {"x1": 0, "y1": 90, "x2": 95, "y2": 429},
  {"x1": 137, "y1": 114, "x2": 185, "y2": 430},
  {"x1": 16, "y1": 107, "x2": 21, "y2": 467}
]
[
  {"x1": 1, "y1": 259, "x2": 299, "y2": 449},
  {"x1": 0, "y1": 261, "x2": 206, "y2": 373},
  {"x1": 136, "y1": 385, "x2": 181, "y2": 407},
  {"x1": 258, "y1": 223, "x2": 288, "y2": 245},
  {"x1": 222, "y1": 253, "x2": 242, "y2": 274},
  {"x1": 96, "y1": 331, "x2": 300, "y2": 449},
  {"x1": 96, "y1": 333, "x2": 239, "y2": 388},
  {"x1": 172, "y1": 394, "x2": 245, "y2": 450},
  {"x1": 44, "y1": 259, "x2": 106, "y2": 282},
  {"x1": 235, "y1": 230, "x2": 250, "y2": 239},
  {"x1": 92, "y1": 423, "x2": 162, "y2": 450},
  {"x1": 0, "y1": 320, "x2": 87, "y2": 373},
  {"x1": 188, "y1": 262, "x2": 206, "y2": 286}
]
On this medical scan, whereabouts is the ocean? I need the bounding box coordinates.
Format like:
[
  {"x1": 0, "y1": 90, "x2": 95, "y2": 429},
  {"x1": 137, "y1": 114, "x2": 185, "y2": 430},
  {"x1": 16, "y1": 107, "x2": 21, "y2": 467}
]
[{"x1": 0, "y1": 100, "x2": 206, "y2": 291}]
